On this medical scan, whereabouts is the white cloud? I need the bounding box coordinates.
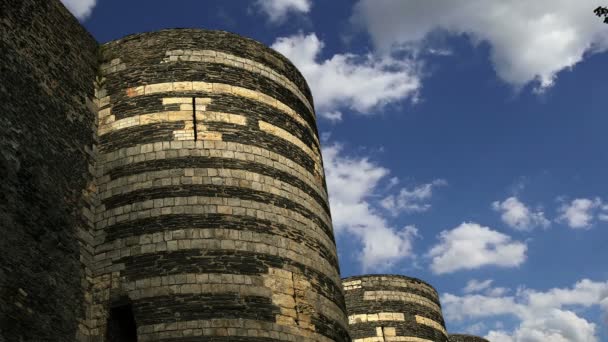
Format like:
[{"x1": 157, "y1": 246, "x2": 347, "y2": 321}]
[
  {"x1": 464, "y1": 279, "x2": 494, "y2": 294},
  {"x1": 492, "y1": 197, "x2": 550, "y2": 231},
  {"x1": 353, "y1": 0, "x2": 608, "y2": 91},
  {"x1": 254, "y1": 0, "x2": 311, "y2": 24},
  {"x1": 60, "y1": 0, "x2": 97, "y2": 20},
  {"x1": 558, "y1": 197, "x2": 602, "y2": 229},
  {"x1": 271, "y1": 33, "x2": 421, "y2": 120},
  {"x1": 381, "y1": 179, "x2": 446, "y2": 215},
  {"x1": 323, "y1": 144, "x2": 420, "y2": 270},
  {"x1": 443, "y1": 278, "x2": 608, "y2": 342},
  {"x1": 428, "y1": 222, "x2": 527, "y2": 274}
]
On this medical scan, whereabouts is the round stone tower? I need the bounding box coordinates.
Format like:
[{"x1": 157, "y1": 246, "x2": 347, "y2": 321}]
[
  {"x1": 449, "y1": 334, "x2": 490, "y2": 342},
  {"x1": 343, "y1": 275, "x2": 448, "y2": 342},
  {"x1": 93, "y1": 29, "x2": 349, "y2": 341}
]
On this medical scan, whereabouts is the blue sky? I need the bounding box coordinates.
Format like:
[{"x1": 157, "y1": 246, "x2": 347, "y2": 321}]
[{"x1": 64, "y1": 0, "x2": 608, "y2": 340}]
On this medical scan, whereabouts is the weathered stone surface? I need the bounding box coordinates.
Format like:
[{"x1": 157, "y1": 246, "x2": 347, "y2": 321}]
[
  {"x1": 0, "y1": 0, "x2": 98, "y2": 341},
  {"x1": 344, "y1": 275, "x2": 449, "y2": 342},
  {"x1": 93, "y1": 29, "x2": 348, "y2": 341}
]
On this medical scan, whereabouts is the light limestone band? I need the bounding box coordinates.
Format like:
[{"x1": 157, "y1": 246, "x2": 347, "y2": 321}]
[
  {"x1": 363, "y1": 291, "x2": 441, "y2": 313},
  {"x1": 162, "y1": 49, "x2": 315, "y2": 117},
  {"x1": 415, "y1": 315, "x2": 447, "y2": 336},
  {"x1": 344, "y1": 277, "x2": 438, "y2": 298},
  {"x1": 123, "y1": 81, "x2": 320, "y2": 146},
  {"x1": 348, "y1": 312, "x2": 405, "y2": 325}
]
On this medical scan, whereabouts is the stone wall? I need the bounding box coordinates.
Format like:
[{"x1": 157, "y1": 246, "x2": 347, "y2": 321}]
[
  {"x1": 343, "y1": 275, "x2": 449, "y2": 342},
  {"x1": 92, "y1": 29, "x2": 349, "y2": 341},
  {"x1": 0, "y1": 0, "x2": 99, "y2": 341},
  {"x1": 449, "y1": 334, "x2": 489, "y2": 342}
]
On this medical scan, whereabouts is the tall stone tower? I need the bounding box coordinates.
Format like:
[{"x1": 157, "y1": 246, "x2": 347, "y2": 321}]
[
  {"x1": 343, "y1": 275, "x2": 448, "y2": 342},
  {"x1": 91, "y1": 29, "x2": 349, "y2": 341}
]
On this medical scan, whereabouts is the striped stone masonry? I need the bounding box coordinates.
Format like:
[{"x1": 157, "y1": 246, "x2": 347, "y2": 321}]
[
  {"x1": 90, "y1": 29, "x2": 349, "y2": 342},
  {"x1": 344, "y1": 275, "x2": 449, "y2": 342}
]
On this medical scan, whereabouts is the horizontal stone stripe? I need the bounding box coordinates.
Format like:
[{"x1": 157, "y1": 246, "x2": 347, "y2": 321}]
[
  {"x1": 344, "y1": 302, "x2": 445, "y2": 326},
  {"x1": 258, "y1": 120, "x2": 321, "y2": 169},
  {"x1": 99, "y1": 107, "x2": 247, "y2": 136},
  {"x1": 363, "y1": 291, "x2": 442, "y2": 313},
  {"x1": 415, "y1": 315, "x2": 447, "y2": 336},
  {"x1": 354, "y1": 337, "x2": 433, "y2": 342},
  {"x1": 125, "y1": 277, "x2": 271, "y2": 301},
  {"x1": 137, "y1": 318, "x2": 337, "y2": 342},
  {"x1": 162, "y1": 49, "x2": 315, "y2": 117},
  {"x1": 346, "y1": 288, "x2": 441, "y2": 309},
  {"x1": 206, "y1": 121, "x2": 317, "y2": 175},
  {"x1": 97, "y1": 196, "x2": 335, "y2": 253},
  {"x1": 102, "y1": 156, "x2": 329, "y2": 210},
  {"x1": 123, "y1": 80, "x2": 317, "y2": 141},
  {"x1": 348, "y1": 321, "x2": 445, "y2": 342},
  {"x1": 113, "y1": 249, "x2": 344, "y2": 311},
  {"x1": 115, "y1": 63, "x2": 318, "y2": 139},
  {"x1": 141, "y1": 337, "x2": 282, "y2": 342},
  {"x1": 99, "y1": 122, "x2": 185, "y2": 153},
  {"x1": 112, "y1": 239, "x2": 338, "y2": 289},
  {"x1": 313, "y1": 313, "x2": 351, "y2": 342},
  {"x1": 354, "y1": 276, "x2": 439, "y2": 298},
  {"x1": 100, "y1": 168, "x2": 330, "y2": 224},
  {"x1": 110, "y1": 92, "x2": 320, "y2": 154},
  {"x1": 99, "y1": 215, "x2": 338, "y2": 275},
  {"x1": 132, "y1": 293, "x2": 278, "y2": 325},
  {"x1": 349, "y1": 312, "x2": 405, "y2": 324},
  {"x1": 101, "y1": 30, "x2": 312, "y2": 103},
  {"x1": 100, "y1": 184, "x2": 332, "y2": 240},
  {"x1": 98, "y1": 141, "x2": 326, "y2": 199}
]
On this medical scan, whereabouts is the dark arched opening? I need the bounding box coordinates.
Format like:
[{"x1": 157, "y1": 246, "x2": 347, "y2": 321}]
[{"x1": 106, "y1": 299, "x2": 137, "y2": 342}]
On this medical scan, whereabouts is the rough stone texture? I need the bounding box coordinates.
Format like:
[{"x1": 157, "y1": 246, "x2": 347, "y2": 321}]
[
  {"x1": 449, "y1": 334, "x2": 490, "y2": 342},
  {"x1": 91, "y1": 29, "x2": 348, "y2": 341},
  {"x1": 343, "y1": 275, "x2": 449, "y2": 342},
  {"x1": 0, "y1": 0, "x2": 98, "y2": 341}
]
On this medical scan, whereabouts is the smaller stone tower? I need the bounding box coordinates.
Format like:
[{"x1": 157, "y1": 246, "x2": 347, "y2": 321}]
[
  {"x1": 449, "y1": 334, "x2": 490, "y2": 342},
  {"x1": 343, "y1": 274, "x2": 448, "y2": 342}
]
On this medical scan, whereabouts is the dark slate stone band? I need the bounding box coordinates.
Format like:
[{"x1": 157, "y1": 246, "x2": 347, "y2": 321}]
[
  {"x1": 103, "y1": 213, "x2": 338, "y2": 270},
  {"x1": 118, "y1": 250, "x2": 346, "y2": 310},
  {"x1": 101, "y1": 184, "x2": 333, "y2": 244},
  {"x1": 104, "y1": 156, "x2": 329, "y2": 213}
]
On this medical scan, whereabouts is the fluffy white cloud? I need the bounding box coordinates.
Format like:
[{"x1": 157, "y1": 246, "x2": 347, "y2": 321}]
[
  {"x1": 428, "y1": 222, "x2": 527, "y2": 274},
  {"x1": 254, "y1": 0, "x2": 311, "y2": 24},
  {"x1": 60, "y1": 0, "x2": 97, "y2": 20},
  {"x1": 353, "y1": 0, "x2": 608, "y2": 91},
  {"x1": 558, "y1": 197, "x2": 602, "y2": 229},
  {"x1": 443, "y1": 279, "x2": 608, "y2": 342},
  {"x1": 323, "y1": 144, "x2": 420, "y2": 270},
  {"x1": 464, "y1": 279, "x2": 494, "y2": 294},
  {"x1": 271, "y1": 33, "x2": 421, "y2": 120},
  {"x1": 381, "y1": 179, "x2": 446, "y2": 215},
  {"x1": 492, "y1": 197, "x2": 550, "y2": 231}
]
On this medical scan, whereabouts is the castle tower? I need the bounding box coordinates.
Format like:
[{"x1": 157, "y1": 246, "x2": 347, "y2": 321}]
[
  {"x1": 449, "y1": 334, "x2": 490, "y2": 342},
  {"x1": 92, "y1": 29, "x2": 349, "y2": 341},
  {"x1": 343, "y1": 275, "x2": 448, "y2": 342}
]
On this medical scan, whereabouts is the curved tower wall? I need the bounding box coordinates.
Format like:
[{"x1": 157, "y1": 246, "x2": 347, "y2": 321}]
[
  {"x1": 343, "y1": 275, "x2": 448, "y2": 342},
  {"x1": 449, "y1": 334, "x2": 490, "y2": 342},
  {"x1": 93, "y1": 29, "x2": 349, "y2": 341}
]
